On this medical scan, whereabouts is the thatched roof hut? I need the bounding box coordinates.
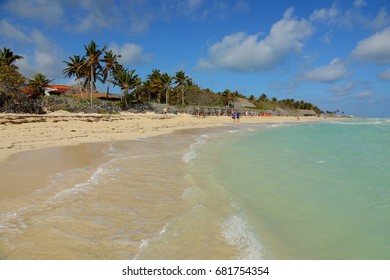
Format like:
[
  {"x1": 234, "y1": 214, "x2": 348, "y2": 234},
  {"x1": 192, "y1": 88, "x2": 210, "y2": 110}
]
[
  {"x1": 298, "y1": 109, "x2": 317, "y2": 116},
  {"x1": 272, "y1": 107, "x2": 294, "y2": 116},
  {"x1": 228, "y1": 97, "x2": 256, "y2": 109}
]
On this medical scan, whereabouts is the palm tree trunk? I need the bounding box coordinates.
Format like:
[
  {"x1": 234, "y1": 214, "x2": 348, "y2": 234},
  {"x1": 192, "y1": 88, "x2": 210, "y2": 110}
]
[
  {"x1": 90, "y1": 67, "x2": 93, "y2": 106},
  {"x1": 78, "y1": 82, "x2": 82, "y2": 97},
  {"x1": 106, "y1": 82, "x2": 110, "y2": 99},
  {"x1": 106, "y1": 70, "x2": 111, "y2": 99},
  {"x1": 181, "y1": 86, "x2": 184, "y2": 106},
  {"x1": 123, "y1": 89, "x2": 128, "y2": 108}
]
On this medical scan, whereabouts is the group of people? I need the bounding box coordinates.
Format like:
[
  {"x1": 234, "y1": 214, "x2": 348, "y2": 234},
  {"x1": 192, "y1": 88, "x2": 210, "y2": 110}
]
[
  {"x1": 163, "y1": 107, "x2": 248, "y2": 123},
  {"x1": 232, "y1": 111, "x2": 240, "y2": 122}
]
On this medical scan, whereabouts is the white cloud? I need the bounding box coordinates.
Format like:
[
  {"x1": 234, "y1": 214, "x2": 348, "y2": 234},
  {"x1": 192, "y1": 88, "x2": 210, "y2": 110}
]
[
  {"x1": 126, "y1": 11, "x2": 154, "y2": 35},
  {"x1": 176, "y1": 0, "x2": 247, "y2": 22},
  {"x1": 42, "y1": 0, "x2": 143, "y2": 34},
  {"x1": 69, "y1": 0, "x2": 221, "y2": 35},
  {"x1": 353, "y1": 0, "x2": 367, "y2": 9},
  {"x1": 330, "y1": 81, "x2": 355, "y2": 96},
  {"x1": 352, "y1": 27, "x2": 390, "y2": 63},
  {"x1": 235, "y1": 0, "x2": 250, "y2": 13},
  {"x1": 184, "y1": 0, "x2": 206, "y2": 13},
  {"x1": 65, "y1": 0, "x2": 244, "y2": 35},
  {"x1": 3, "y1": 0, "x2": 151, "y2": 35},
  {"x1": 34, "y1": 49, "x2": 58, "y2": 74},
  {"x1": 67, "y1": 0, "x2": 116, "y2": 32},
  {"x1": 322, "y1": 30, "x2": 333, "y2": 45},
  {"x1": 17, "y1": 49, "x2": 63, "y2": 79},
  {"x1": 355, "y1": 90, "x2": 374, "y2": 99},
  {"x1": 2, "y1": 0, "x2": 103, "y2": 33},
  {"x1": 309, "y1": 2, "x2": 390, "y2": 31},
  {"x1": 14, "y1": 56, "x2": 34, "y2": 76},
  {"x1": 3, "y1": 0, "x2": 64, "y2": 25},
  {"x1": 330, "y1": 80, "x2": 370, "y2": 96},
  {"x1": 378, "y1": 68, "x2": 390, "y2": 80},
  {"x1": 15, "y1": 48, "x2": 60, "y2": 79},
  {"x1": 109, "y1": 43, "x2": 152, "y2": 65},
  {"x1": 1, "y1": 20, "x2": 64, "y2": 78},
  {"x1": 370, "y1": 8, "x2": 390, "y2": 30},
  {"x1": 309, "y1": 3, "x2": 339, "y2": 24},
  {"x1": 299, "y1": 59, "x2": 350, "y2": 83},
  {"x1": 0, "y1": 19, "x2": 29, "y2": 42},
  {"x1": 197, "y1": 7, "x2": 314, "y2": 72}
]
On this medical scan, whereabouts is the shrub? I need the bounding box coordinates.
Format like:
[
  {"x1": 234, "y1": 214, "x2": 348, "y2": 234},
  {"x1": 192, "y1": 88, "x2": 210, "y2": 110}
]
[{"x1": 42, "y1": 95, "x2": 121, "y2": 113}]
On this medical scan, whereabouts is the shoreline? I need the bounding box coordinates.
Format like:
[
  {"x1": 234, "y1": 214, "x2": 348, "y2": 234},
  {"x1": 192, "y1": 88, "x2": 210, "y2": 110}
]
[
  {"x1": 1, "y1": 115, "x2": 388, "y2": 260},
  {"x1": 0, "y1": 113, "x2": 334, "y2": 259},
  {"x1": 0, "y1": 124, "x2": 247, "y2": 259},
  {"x1": 0, "y1": 111, "x2": 324, "y2": 162}
]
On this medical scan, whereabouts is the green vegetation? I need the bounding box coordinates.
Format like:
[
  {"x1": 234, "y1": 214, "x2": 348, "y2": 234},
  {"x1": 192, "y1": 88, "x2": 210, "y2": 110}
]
[
  {"x1": 28, "y1": 73, "x2": 53, "y2": 98},
  {"x1": 43, "y1": 95, "x2": 121, "y2": 114},
  {"x1": 0, "y1": 63, "x2": 26, "y2": 94},
  {"x1": 1, "y1": 42, "x2": 324, "y2": 114},
  {"x1": 0, "y1": 48, "x2": 23, "y2": 70},
  {"x1": 253, "y1": 95, "x2": 322, "y2": 114},
  {"x1": 111, "y1": 65, "x2": 140, "y2": 108}
]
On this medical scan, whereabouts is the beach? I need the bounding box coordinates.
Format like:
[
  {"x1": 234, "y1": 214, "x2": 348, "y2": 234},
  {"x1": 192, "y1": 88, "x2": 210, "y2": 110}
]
[
  {"x1": 1, "y1": 112, "x2": 326, "y2": 259},
  {"x1": 0, "y1": 112, "x2": 321, "y2": 162},
  {"x1": 1, "y1": 114, "x2": 389, "y2": 260}
]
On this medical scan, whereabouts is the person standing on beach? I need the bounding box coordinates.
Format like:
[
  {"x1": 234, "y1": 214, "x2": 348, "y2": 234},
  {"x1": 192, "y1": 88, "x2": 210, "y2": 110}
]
[
  {"x1": 232, "y1": 112, "x2": 236, "y2": 122},
  {"x1": 163, "y1": 107, "x2": 168, "y2": 118},
  {"x1": 236, "y1": 112, "x2": 240, "y2": 123}
]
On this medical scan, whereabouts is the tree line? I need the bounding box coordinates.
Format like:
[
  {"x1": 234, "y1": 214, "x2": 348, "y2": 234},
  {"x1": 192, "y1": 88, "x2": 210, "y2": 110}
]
[
  {"x1": 1, "y1": 42, "x2": 324, "y2": 114},
  {"x1": 62, "y1": 40, "x2": 196, "y2": 108}
]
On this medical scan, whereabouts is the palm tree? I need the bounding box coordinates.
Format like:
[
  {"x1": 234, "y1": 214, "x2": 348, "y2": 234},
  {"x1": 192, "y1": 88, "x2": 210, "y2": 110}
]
[
  {"x1": 222, "y1": 89, "x2": 235, "y2": 106},
  {"x1": 111, "y1": 65, "x2": 140, "y2": 108},
  {"x1": 132, "y1": 76, "x2": 143, "y2": 101},
  {"x1": 81, "y1": 40, "x2": 106, "y2": 106},
  {"x1": 160, "y1": 73, "x2": 173, "y2": 105},
  {"x1": 147, "y1": 69, "x2": 163, "y2": 103},
  {"x1": 103, "y1": 50, "x2": 121, "y2": 99},
  {"x1": 259, "y1": 93, "x2": 269, "y2": 102},
  {"x1": 142, "y1": 80, "x2": 152, "y2": 102},
  {"x1": 174, "y1": 70, "x2": 190, "y2": 106},
  {"x1": 28, "y1": 73, "x2": 53, "y2": 98},
  {"x1": 63, "y1": 55, "x2": 86, "y2": 96},
  {"x1": 0, "y1": 47, "x2": 23, "y2": 69}
]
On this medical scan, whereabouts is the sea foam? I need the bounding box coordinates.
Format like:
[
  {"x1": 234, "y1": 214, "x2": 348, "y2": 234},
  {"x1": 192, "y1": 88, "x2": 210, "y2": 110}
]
[
  {"x1": 220, "y1": 214, "x2": 264, "y2": 259},
  {"x1": 182, "y1": 134, "x2": 209, "y2": 163}
]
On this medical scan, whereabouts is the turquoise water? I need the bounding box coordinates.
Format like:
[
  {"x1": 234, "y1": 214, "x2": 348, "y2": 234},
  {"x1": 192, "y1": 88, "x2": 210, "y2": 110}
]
[{"x1": 190, "y1": 118, "x2": 390, "y2": 259}]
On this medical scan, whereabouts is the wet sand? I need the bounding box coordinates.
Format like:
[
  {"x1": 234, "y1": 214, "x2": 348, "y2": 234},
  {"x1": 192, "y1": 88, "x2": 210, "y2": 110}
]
[
  {"x1": 2, "y1": 111, "x2": 319, "y2": 205},
  {"x1": 0, "y1": 142, "x2": 108, "y2": 210},
  {"x1": 0, "y1": 129, "x2": 239, "y2": 259}
]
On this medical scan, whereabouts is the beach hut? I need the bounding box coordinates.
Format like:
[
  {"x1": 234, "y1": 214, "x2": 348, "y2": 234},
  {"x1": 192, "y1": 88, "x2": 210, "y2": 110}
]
[
  {"x1": 228, "y1": 97, "x2": 256, "y2": 109},
  {"x1": 298, "y1": 109, "x2": 317, "y2": 116},
  {"x1": 272, "y1": 107, "x2": 290, "y2": 116}
]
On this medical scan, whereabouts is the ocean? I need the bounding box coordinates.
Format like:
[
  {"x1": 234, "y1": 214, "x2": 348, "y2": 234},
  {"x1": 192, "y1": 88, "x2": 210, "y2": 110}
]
[{"x1": 0, "y1": 118, "x2": 389, "y2": 259}]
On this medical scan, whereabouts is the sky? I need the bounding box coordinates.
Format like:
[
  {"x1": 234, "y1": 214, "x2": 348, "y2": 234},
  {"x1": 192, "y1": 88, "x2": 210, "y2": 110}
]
[{"x1": 1, "y1": 0, "x2": 390, "y2": 117}]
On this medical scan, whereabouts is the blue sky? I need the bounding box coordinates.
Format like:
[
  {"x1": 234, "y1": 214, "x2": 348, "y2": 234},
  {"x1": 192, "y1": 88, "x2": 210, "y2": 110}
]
[{"x1": 1, "y1": 0, "x2": 390, "y2": 117}]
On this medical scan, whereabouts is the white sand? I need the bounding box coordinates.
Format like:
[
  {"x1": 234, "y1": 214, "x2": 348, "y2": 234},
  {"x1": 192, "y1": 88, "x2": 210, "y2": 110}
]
[{"x1": 0, "y1": 111, "x2": 323, "y2": 162}]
